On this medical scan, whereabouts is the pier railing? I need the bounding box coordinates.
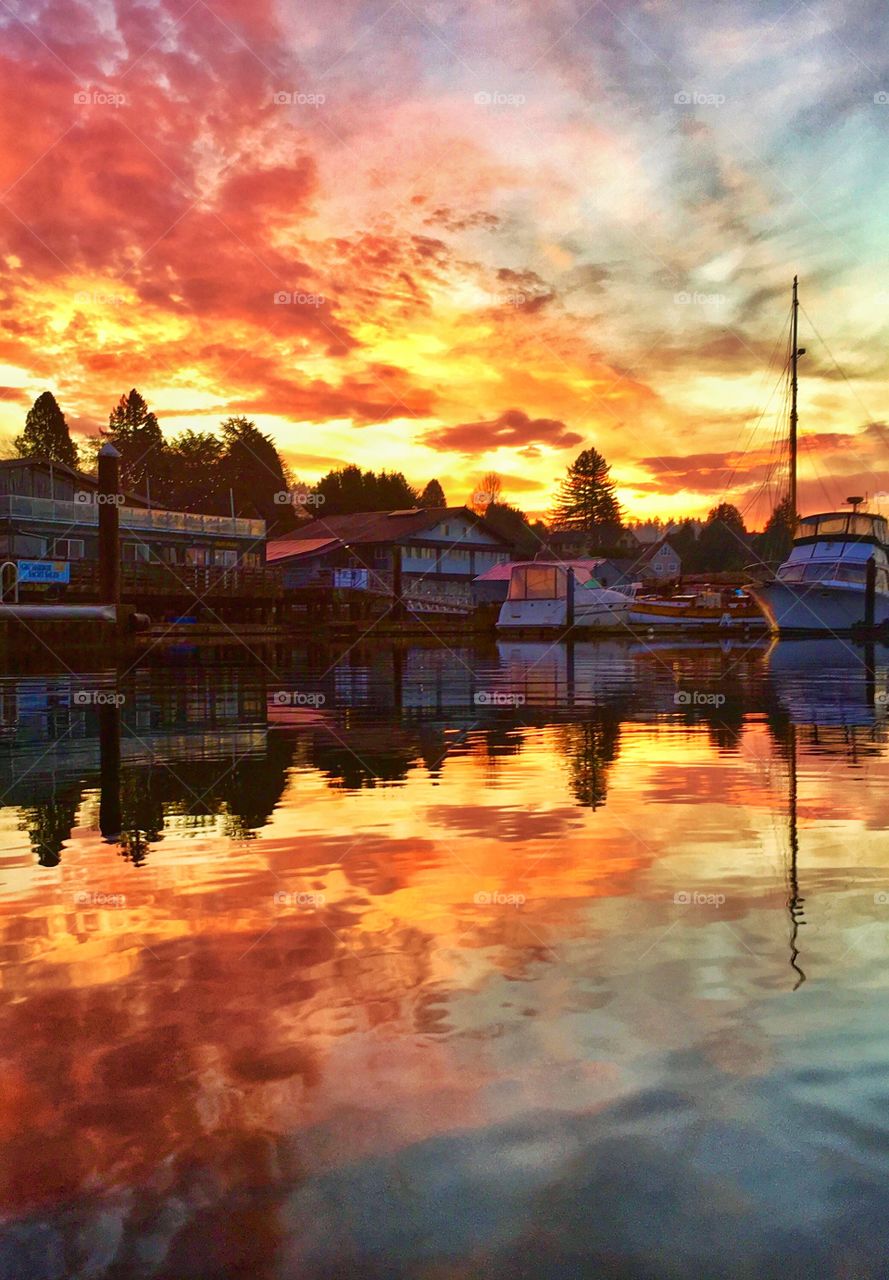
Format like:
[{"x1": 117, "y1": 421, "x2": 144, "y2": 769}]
[
  {"x1": 0, "y1": 495, "x2": 265, "y2": 540},
  {"x1": 64, "y1": 560, "x2": 285, "y2": 600}
]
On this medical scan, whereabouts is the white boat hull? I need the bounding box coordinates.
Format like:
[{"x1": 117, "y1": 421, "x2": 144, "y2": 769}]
[
  {"x1": 748, "y1": 581, "x2": 889, "y2": 633},
  {"x1": 497, "y1": 592, "x2": 634, "y2": 630}
]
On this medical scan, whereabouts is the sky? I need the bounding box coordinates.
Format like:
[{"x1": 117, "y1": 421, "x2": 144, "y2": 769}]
[{"x1": 1, "y1": 0, "x2": 889, "y2": 524}]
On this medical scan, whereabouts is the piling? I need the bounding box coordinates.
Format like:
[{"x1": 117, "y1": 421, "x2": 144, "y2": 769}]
[{"x1": 98, "y1": 443, "x2": 121, "y2": 607}]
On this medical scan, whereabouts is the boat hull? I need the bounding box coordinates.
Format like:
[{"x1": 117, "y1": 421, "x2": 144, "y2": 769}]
[
  {"x1": 748, "y1": 581, "x2": 889, "y2": 634},
  {"x1": 627, "y1": 601, "x2": 766, "y2": 630},
  {"x1": 496, "y1": 594, "x2": 634, "y2": 631}
]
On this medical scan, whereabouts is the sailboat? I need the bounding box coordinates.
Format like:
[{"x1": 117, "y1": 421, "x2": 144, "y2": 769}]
[{"x1": 747, "y1": 277, "x2": 889, "y2": 634}]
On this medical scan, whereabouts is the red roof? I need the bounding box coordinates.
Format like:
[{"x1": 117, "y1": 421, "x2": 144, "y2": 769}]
[
  {"x1": 265, "y1": 536, "x2": 339, "y2": 563},
  {"x1": 268, "y1": 506, "x2": 512, "y2": 552}
]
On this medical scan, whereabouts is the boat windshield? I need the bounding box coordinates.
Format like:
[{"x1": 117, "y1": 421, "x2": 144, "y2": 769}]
[
  {"x1": 779, "y1": 562, "x2": 889, "y2": 590},
  {"x1": 507, "y1": 565, "x2": 566, "y2": 601},
  {"x1": 797, "y1": 513, "x2": 889, "y2": 542}
]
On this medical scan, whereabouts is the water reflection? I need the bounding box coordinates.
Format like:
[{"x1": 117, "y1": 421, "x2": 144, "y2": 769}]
[{"x1": 1, "y1": 638, "x2": 889, "y2": 1277}]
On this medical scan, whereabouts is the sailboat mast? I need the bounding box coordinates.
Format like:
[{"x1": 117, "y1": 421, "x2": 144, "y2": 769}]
[{"x1": 789, "y1": 275, "x2": 799, "y2": 527}]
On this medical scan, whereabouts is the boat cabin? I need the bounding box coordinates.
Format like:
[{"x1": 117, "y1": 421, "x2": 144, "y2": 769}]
[
  {"x1": 778, "y1": 510, "x2": 889, "y2": 592},
  {"x1": 505, "y1": 561, "x2": 616, "y2": 600},
  {"x1": 795, "y1": 511, "x2": 889, "y2": 546}
]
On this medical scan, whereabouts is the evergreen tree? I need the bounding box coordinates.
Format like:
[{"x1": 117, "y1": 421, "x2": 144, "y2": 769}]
[
  {"x1": 219, "y1": 416, "x2": 296, "y2": 532},
  {"x1": 420, "y1": 478, "x2": 446, "y2": 508},
  {"x1": 666, "y1": 518, "x2": 700, "y2": 568},
  {"x1": 755, "y1": 495, "x2": 795, "y2": 566},
  {"x1": 105, "y1": 389, "x2": 169, "y2": 496},
  {"x1": 695, "y1": 502, "x2": 749, "y2": 571},
  {"x1": 14, "y1": 392, "x2": 79, "y2": 469},
  {"x1": 550, "y1": 447, "x2": 622, "y2": 543}
]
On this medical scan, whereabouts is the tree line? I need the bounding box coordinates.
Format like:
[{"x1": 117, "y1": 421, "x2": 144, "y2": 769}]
[{"x1": 12, "y1": 390, "x2": 793, "y2": 567}]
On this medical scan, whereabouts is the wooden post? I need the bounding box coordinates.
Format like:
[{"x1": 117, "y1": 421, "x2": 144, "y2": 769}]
[
  {"x1": 98, "y1": 443, "x2": 121, "y2": 606},
  {"x1": 566, "y1": 565, "x2": 575, "y2": 630},
  {"x1": 392, "y1": 544, "x2": 403, "y2": 619}
]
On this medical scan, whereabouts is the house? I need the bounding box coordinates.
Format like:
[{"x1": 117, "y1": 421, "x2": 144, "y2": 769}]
[
  {"x1": 592, "y1": 557, "x2": 642, "y2": 589},
  {"x1": 267, "y1": 507, "x2": 512, "y2": 611},
  {"x1": 638, "y1": 539, "x2": 681, "y2": 582},
  {"x1": 544, "y1": 527, "x2": 641, "y2": 559},
  {"x1": 0, "y1": 458, "x2": 266, "y2": 571}
]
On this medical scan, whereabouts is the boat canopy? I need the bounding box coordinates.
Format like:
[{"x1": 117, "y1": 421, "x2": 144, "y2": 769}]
[
  {"x1": 508, "y1": 564, "x2": 568, "y2": 600},
  {"x1": 506, "y1": 563, "x2": 602, "y2": 601},
  {"x1": 797, "y1": 512, "x2": 889, "y2": 543}
]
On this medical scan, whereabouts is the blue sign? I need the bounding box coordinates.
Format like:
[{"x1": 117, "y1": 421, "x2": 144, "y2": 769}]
[
  {"x1": 334, "y1": 568, "x2": 369, "y2": 590},
  {"x1": 17, "y1": 560, "x2": 71, "y2": 584}
]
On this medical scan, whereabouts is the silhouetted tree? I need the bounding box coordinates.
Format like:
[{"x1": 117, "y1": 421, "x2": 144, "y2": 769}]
[
  {"x1": 470, "y1": 471, "x2": 503, "y2": 513},
  {"x1": 483, "y1": 502, "x2": 543, "y2": 557},
  {"x1": 164, "y1": 430, "x2": 227, "y2": 513},
  {"x1": 665, "y1": 518, "x2": 700, "y2": 567},
  {"x1": 312, "y1": 465, "x2": 418, "y2": 515},
  {"x1": 15, "y1": 392, "x2": 79, "y2": 469},
  {"x1": 420, "y1": 478, "x2": 446, "y2": 508},
  {"x1": 755, "y1": 495, "x2": 795, "y2": 566},
  {"x1": 550, "y1": 447, "x2": 622, "y2": 545},
  {"x1": 694, "y1": 502, "x2": 749, "y2": 571},
  {"x1": 104, "y1": 389, "x2": 169, "y2": 496},
  {"x1": 220, "y1": 416, "x2": 297, "y2": 533}
]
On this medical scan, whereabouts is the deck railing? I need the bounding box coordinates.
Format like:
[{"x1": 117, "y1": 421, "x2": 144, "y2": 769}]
[{"x1": 0, "y1": 495, "x2": 265, "y2": 540}]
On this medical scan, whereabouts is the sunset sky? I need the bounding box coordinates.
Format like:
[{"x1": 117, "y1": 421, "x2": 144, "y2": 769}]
[{"x1": 1, "y1": 0, "x2": 889, "y2": 523}]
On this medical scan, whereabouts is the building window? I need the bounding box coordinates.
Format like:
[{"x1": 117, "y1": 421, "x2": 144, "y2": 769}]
[
  {"x1": 186, "y1": 547, "x2": 210, "y2": 567},
  {"x1": 122, "y1": 542, "x2": 150, "y2": 563},
  {"x1": 214, "y1": 549, "x2": 238, "y2": 567},
  {"x1": 52, "y1": 539, "x2": 85, "y2": 560},
  {"x1": 14, "y1": 536, "x2": 47, "y2": 557},
  {"x1": 160, "y1": 546, "x2": 179, "y2": 565}
]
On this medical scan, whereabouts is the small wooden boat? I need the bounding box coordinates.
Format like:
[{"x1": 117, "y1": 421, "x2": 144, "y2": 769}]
[{"x1": 628, "y1": 587, "x2": 766, "y2": 631}]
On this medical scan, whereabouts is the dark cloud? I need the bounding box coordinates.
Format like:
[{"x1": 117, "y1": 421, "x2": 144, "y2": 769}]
[{"x1": 426, "y1": 408, "x2": 584, "y2": 455}]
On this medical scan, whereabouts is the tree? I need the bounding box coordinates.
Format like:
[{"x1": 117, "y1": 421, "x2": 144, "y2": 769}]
[
  {"x1": 14, "y1": 392, "x2": 79, "y2": 469},
  {"x1": 312, "y1": 466, "x2": 418, "y2": 515},
  {"x1": 470, "y1": 471, "x2": 503, "y2": 514},
  {"x1": 755, "y1": 495, "x2": 795, "y2": 566},
  {"x1": 695, "y1": 502, "x2": 749, "y2": 571},
  {"x1": 165, "y1": 430, "x2": 227, "y2": 513},
  {"x1": 550, "y1": 447, "x2": 622, "y2": 545},
  {"x1": 420, "y1": 478, "x2": 446, "y2": 508},
  {"x1": 104, "y1": 389, "x2": 169, "y2": 496},
  {"x1": 666, "y1": 518, "x2": 700, "y2": 567},
  {"x1": 219, "y1": 416, "x2": 296, "y2": 532},
  {"x1": 483, "y1": 502, "x2": 544, "y2": 558}
]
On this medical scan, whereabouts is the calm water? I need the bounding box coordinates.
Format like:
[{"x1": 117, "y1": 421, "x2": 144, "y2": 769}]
[{"x1": 2, "y1": 636, "x2": 889, "y2": 1278}]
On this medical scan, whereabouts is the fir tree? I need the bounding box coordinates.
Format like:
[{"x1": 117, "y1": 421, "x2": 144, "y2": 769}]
[
  {"x1": 14, "y1": 392, "x2": 79, "y2": 469},
  {"x1": 105, "y1": 389, "x2": 168, "y2": 495},
  {"x1": 420, "y1": 478, "x2": 446, "y2": 508},
  {"x1": 550, "y1": 447, "x2": 622, "y2": 540}
]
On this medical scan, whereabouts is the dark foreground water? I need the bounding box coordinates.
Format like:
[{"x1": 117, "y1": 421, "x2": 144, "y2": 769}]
[{"x1": 2, "y1": 635, "x2": 889, "y2": 1278}]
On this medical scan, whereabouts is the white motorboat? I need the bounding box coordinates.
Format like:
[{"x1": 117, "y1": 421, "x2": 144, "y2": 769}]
[
  {"x1": 496, "y1": 561, "x2": 636, "y2": 631},
  {"x1": 748, "y1": 509, "x2": 889, "y2": 633}
]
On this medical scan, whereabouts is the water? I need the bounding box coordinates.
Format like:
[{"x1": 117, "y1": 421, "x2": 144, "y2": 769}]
[{"x1": 2, "y1": 636, "x2": 889, "y2": 1278}]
